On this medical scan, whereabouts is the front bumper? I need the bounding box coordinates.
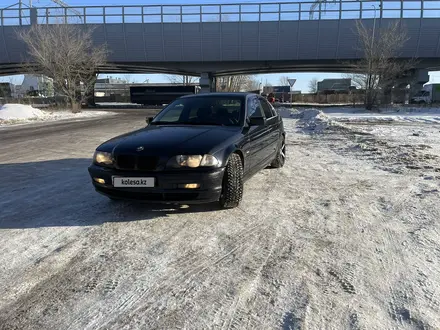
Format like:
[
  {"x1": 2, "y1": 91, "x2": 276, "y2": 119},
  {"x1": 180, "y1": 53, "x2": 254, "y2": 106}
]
[{"x1": 88, "y1": 164, "x2": 225, "y2": 204}]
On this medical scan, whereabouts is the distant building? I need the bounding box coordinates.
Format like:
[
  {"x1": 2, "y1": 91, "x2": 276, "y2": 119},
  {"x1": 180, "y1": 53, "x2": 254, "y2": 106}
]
[
  {"x1": 18, "y1": 74, "x2": 54, "y2": 97},
  {"x1": 317, "y1": 78, "x2": 352, "y2": 93},
  {"x1": 94, "y1": 77, "x2": 129, "y2": 98},
  {"x1": 96, "y1": 77, "x2": 128, "y2": 85},
  {"x1": 263, "y1": 85, "x2": 291, "y2": 101}
]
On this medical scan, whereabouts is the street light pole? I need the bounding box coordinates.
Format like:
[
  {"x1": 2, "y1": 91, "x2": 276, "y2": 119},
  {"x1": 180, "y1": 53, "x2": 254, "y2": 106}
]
[
  {"x1": 366, "y1": 4, "x2": 378, "y2": 105},
  {"x1": 18, "y1": 0, "x2": 22, "y2": 25},
  {"x1": 371, "y1": 5, "x2": 377, "y2": 51}
]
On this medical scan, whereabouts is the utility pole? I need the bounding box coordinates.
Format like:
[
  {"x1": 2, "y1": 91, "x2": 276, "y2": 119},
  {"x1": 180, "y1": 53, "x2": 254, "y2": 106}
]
[
  {"x1": 366, "y1": 4, "x2": 378, "y2": 105},
  {"x1": 371, "y1": 5, "x2": 377, "y2": 54},
  {"x1": 19, "y1": 0, "x2": 22, "y2": 25}
]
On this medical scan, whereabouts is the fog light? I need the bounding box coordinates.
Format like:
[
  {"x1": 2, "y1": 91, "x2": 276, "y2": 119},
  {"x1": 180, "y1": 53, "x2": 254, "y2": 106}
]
[
  {"x1": 94, "y1": 178, "x2": 105, "y2": 184},
  {"x1": 179, "y1": 183, "x2": 200, "y2": 189}
]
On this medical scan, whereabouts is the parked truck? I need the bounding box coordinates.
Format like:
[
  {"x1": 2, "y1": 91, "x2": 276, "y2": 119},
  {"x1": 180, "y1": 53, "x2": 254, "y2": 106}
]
[
  {"x1": 130, "y1": 85, "x2": 200, "y2": 106},
  {"x1": 410, "y1": 83, "x2": 440, "y2": 104}
]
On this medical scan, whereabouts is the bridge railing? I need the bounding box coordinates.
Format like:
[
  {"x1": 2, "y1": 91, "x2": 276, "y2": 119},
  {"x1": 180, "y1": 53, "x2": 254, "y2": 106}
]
[{"x1": 1, "y1": 0, "x2": 440, "y2": 26}]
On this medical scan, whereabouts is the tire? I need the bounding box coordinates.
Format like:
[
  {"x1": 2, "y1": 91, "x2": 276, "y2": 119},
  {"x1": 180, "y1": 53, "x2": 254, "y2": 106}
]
[
  {"x1": 219, "y1": 153, "x2": 244, "y2": 209},
  {"x1": 270, "y1": 136, "x2": 286, "y2": 168}
]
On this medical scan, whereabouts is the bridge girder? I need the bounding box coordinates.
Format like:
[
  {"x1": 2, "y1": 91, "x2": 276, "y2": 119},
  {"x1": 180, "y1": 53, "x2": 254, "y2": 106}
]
[{"x1": 1, "y1": 59, "x2": 439, "y2": 78}]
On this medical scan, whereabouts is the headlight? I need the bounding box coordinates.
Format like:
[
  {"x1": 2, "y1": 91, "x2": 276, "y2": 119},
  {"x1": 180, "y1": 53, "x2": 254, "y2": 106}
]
[
  {"x1": 93, "y1": 151, "x2": 113, "y2": 166},
  {"x1": 200, "y1": 154, "x2": 219, "y2": 166},
  {"x1": 176, "y1": 155, "x2": 203, "y2": 168},
  {"x1": 168, "y1": 154, "x2": 219, "y2": 168}
]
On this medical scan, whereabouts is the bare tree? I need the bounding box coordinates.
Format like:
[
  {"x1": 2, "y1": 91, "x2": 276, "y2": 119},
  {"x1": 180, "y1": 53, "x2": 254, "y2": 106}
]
[
  {"x1": 246, "y1": 76, "x2": 261, "y2": 91},
  {"x1": 166, "y1": 75, "x2": 198, "y2": 86},
  {"x1": 308, "y1": 78, "x2": 318, "y2": 93},
  {"x1": 279, "y1": 76, "x2": 290, "y2": 86},
  {"x1": 351, "y1": 20, "x2": 416, "y2": 110},
  {"x1": 17, "y1": 23, "x2": 108, "y2": 112},
  {"x1": 216, "y1": 75, "x2": 259, "y2": 92},
  {"x1": 123, "y1": 74, "x2": 136, "y2": 84}
]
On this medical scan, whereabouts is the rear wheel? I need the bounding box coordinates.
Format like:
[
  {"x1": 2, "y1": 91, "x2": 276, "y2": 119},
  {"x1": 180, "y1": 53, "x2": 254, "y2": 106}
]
[
  {"x1": 270, "y1": 136, "x2": 286, "y2": 168},
  {"x1": 219, "y1": 153, "x2": 244, "y2": 209}
]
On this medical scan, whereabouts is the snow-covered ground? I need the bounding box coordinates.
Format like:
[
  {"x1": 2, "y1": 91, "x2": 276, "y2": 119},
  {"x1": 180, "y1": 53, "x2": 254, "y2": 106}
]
[
  {"x1": 277, "y1": 105, "x2": 440, "y2": 125},
  {"x1": 1, "y1": 110, "x2": 440, "y2": 329},
  {"x1": 323, "y1": 106, "x2": 440, "y2": 124},
  {"x1": 0, "y1": 104, "x2": 117, "y2": 126},
  {"x1": 276, "y1": 102, "x2": 362, "y2": 107}
]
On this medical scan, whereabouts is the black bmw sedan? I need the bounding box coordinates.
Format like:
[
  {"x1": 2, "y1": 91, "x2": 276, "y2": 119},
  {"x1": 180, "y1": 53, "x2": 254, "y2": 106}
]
[{"x1": 88, "y1": 92, "x2": 286, "y2": 208}]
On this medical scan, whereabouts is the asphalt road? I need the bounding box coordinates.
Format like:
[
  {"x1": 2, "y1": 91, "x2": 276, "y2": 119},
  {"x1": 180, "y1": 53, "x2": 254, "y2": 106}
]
[{"x1": 0, "y1": 109, "x2": 159, "y2": 144}]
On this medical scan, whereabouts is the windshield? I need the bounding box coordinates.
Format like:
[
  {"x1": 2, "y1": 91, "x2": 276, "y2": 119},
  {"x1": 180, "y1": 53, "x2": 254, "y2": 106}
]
[{"x1": 151, "y1": 96, "x2": 244, "y2": 126}]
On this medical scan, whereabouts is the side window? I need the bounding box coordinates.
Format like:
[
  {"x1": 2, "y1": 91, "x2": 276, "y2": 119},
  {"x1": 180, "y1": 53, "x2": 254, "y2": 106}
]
[
  {"x1": 247, "y1": 96, "x2": 264, "y2": 119},
  {"x1": 156, "y1": 103, "x2": 184, "y2": 122},
  {"x1": 259, "y1": 99, "x2": 274, "y2": 118},
  {"x1": 269, "y1": 103, "x2": 278, "y2": 117},
  {"x1": 188, "y1": 106, "x2": 199, "y2": 120}
]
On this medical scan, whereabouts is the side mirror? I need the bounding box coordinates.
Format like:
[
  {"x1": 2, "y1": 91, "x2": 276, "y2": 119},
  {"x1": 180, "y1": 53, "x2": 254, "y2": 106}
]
[
  {"x1": 146, "y1": 116, "x2": 154, "y2": 124},
  {"x1": 248, "y1": 116, "x2": 266, "y2": 126}
]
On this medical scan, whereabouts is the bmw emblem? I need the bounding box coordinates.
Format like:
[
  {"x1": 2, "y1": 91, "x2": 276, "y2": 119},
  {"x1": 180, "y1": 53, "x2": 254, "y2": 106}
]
[{"x1": 136, "y1": 146, "x2": 144, "y2": 152}]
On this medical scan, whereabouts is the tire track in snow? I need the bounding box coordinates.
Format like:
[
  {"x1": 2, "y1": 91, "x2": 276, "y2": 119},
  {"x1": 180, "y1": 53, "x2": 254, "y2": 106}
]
[
  {"x1": 220, "y1": 227, "x2": 280, "y2": 330},
  {"x1": 96, "y1": 223, "x2": 268, "y2": 329},
  {"x1": 103, "y1": 165, "x2": 285, "y2": 329},
  {"x1": 65, "y1": 217, "x2": 198, "y2": 330},
  {"x1": 328, "y1": 266, "x2": 356, "y2": 295},
  {"x1": 208, "y1": 229, "x2": 270, "y2": 329},
  {"x1": 388, "y1": 285, "x2": 429, "y2": 330}
]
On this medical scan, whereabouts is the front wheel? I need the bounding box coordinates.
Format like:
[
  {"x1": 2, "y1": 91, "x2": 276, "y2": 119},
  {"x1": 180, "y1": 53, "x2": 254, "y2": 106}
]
[
  {"x1": 270, "y1": 136, "x2": 286, "y2": 168},
  {"x1": 219, "y1": 153, "x2": 244, "y2": 209}
]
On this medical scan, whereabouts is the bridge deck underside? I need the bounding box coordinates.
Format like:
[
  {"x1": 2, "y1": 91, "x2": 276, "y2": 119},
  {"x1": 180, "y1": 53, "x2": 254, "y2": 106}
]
[{"x1": 1, "y1": 59, "x2": 439, "y2": 78}]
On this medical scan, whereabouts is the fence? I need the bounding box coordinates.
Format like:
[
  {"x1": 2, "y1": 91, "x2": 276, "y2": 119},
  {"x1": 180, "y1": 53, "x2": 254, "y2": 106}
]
[{"x1": 1, "y1": 0, "x2": 440, "y2": 26}]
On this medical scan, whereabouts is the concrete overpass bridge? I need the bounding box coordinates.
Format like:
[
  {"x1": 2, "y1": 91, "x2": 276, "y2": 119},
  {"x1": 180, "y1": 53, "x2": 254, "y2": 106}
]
[{"x1": 1, "y1": 0, "x2": 440, "y2": 89}]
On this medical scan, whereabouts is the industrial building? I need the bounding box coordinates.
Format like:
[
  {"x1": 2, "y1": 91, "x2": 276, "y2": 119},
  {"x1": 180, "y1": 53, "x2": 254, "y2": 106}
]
[{"x1": 317, "y1": 78, "x2": 352, "y2": 93}]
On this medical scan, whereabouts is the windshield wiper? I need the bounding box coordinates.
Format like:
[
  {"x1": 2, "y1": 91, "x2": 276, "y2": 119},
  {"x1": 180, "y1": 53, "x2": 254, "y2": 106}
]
[
  {"x1": 151, "y1": 121, "x2": 229, "y2": 126},
  {"x1": 183, "y1": 122, "x2": 224, "y2": 126},
  {"x1": 149, "y1": 121, "x2": 182, "y2": 125}
]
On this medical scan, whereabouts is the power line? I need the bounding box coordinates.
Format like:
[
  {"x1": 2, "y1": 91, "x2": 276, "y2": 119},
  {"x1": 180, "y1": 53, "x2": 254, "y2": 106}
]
[{"x1": 48, "y1": 0, "x2": 83, "y2": 20}]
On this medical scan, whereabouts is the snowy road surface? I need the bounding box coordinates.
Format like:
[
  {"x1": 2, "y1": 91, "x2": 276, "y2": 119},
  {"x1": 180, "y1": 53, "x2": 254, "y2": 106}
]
[{"x1": 1, "y1": 110, "x2": 440, "y2": 330}]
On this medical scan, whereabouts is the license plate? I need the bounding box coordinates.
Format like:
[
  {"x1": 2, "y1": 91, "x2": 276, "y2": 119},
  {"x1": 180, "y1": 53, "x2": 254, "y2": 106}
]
[{"x1": 112, "y1": 177, "x2": 155, "y2": 188}]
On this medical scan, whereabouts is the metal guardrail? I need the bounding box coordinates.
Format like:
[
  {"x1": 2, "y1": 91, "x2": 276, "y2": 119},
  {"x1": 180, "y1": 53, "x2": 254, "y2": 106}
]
[{"x1": 1, "y1": 0, "x2": 440, "y2": 26}]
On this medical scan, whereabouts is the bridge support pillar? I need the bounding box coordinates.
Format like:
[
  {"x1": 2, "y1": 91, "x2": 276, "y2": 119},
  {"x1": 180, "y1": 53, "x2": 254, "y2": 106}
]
[
  {"x1": 199, "y1": 72, "x2": 215, "y2": 93},
  {"x1": 388, "y1": 69, "x2": 429, "y2": 104},
  {"x1": 30, "y1": 8, "x2": 38, "y2": 25},
  {"x1": 408, "y1": 69, "x2": 429, "y2": 98}
]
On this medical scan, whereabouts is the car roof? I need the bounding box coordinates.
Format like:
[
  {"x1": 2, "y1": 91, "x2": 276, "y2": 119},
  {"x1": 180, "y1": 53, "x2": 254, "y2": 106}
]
[{"x1": 179, "y1": 92, "x2": 258, "y2": 99}]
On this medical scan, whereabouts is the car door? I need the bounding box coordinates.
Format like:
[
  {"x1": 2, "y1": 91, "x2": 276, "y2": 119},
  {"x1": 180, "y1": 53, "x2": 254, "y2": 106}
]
[
  {"x1": 259, "y1": 97, "x2": 281, "y2": 164},
  {"x1": 245, "y1": 95, "x2": 272, "y2": 173}
]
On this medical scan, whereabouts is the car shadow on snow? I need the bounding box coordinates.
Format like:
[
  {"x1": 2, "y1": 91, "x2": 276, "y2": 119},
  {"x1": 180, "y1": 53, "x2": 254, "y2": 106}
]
[{"x1": 0, "y1": 158, "x2": 221, "y2": 229}]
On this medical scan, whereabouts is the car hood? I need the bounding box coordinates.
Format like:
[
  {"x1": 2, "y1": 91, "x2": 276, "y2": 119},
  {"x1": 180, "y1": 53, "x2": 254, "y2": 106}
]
[{"x1": 98, "y1": 125, "x2": 242, "y2": 156}]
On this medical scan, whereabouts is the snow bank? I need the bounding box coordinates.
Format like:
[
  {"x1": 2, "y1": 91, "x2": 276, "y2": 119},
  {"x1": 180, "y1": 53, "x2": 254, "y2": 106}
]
[
  {"x1": 333, "y1": 115, "x2": 440, "y2": 124},
  {"x1": 0, "y1": 104, "x2": 46, "y2": 120},
  {"x1": 0, "y1": 104, "x2": 116, "y2": 126},
  {"x1": 275, "y1": 107, "x2": 339, "y2": 133},
  {"x1": 323, "y1": 106, "x2": 440, "y2": 123},
  {"x1": 278, "y1": 105, "x2": 440, "y2": 135},
  {"x1": 295, "y1": 109, "x2": 336, "y2": 133},
  {"x1": 275, "y1": 107, "x2": 300, "y2": 118}
]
